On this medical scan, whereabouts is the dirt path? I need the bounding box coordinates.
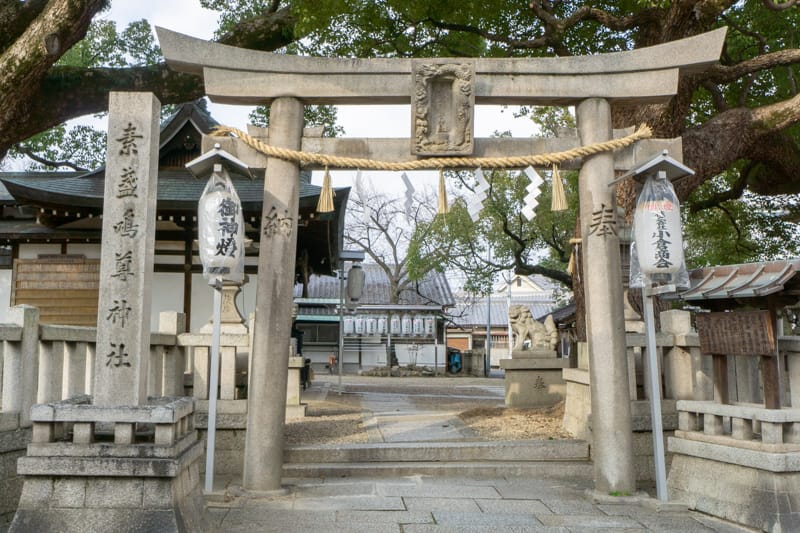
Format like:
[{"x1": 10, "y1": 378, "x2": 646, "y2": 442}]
[{"x1": 284, "y1": 375, "x2": 574, "y2": 445}]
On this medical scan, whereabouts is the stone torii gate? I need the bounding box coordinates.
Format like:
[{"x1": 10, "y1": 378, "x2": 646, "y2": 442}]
[{"x1": 157, "y1": 27, "x2": 726, "y2": 496}]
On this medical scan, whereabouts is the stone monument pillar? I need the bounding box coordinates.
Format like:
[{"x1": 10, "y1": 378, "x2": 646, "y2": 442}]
[
  {"x1": 11, "y1": 93, "x2": 207, "y2": 532},
  {"x1": 576, "y1": 98, "x2": 635, "y2": 494},
  {"x1": 92, "y1": 93, "x2": 159, "y2": 406},
  {"x1": 243, "y1": 97, "x2": 304, "y2": 492}
]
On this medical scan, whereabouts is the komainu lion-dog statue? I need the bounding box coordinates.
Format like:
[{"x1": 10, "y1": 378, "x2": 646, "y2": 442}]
[{"x1": 508, "y1": 304, "x2": 558, "y2": 351}]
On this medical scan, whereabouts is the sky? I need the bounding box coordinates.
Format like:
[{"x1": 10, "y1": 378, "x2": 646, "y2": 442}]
[{"x1": 101, "y1": 2, "x2": 542, "y2": 194}]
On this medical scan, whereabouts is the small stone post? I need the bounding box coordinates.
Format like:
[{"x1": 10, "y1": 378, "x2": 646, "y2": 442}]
[
  {"x1": 661, "y1": 310, "x2": 694, "y2": 400},
  {"x1": 576, "y1": 98, "x2": 635, "y2": 494},
  {"x1": 93, "y1": 92, "x2": 160, "y2": 407},
  {"x1": 2, "y1": 305, "x2": 39, "y2": 427},
  {"x1": 244, "y1": 97, "x2": 304, "y2": 492},
  {"x1": 160, "y1": 311, "x2": 187, "y2": 397}
]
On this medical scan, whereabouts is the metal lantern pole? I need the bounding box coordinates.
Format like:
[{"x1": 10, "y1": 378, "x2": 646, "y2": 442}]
[
  {"x1": 434, "y1": 317, "x2": 439, "y2": 376},
  {"x1": 507, "y1": 271, "x2": 513, "y2": 358},
  {"x1": 204, "y1": 280, "x2": 223, "y2": 493},
  {"x1": 642, "y1": 279, "x2": 673, "y2": 501},
  {"x1": 338, "y1": 263, "x2": 345, "y2": 393}
]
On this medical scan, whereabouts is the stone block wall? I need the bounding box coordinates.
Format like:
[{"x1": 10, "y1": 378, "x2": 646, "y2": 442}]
[
  {"x1": 12, "y1": 461, "x2": 206, "y2": 532},
  {"x1": 0, "y1": 428, "x2": 29, "y2": 527}
]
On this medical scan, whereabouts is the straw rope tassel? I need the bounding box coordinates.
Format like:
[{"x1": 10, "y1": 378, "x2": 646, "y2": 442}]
[
  {"x1": 316, "y1": 166, "x2": 335, "y2": 213},
  {"x1": 566, "y1": 252, "x2": 576, "y2": 276},
  {"x1": 551, "y1": 163, "x2": 568, "y2": 211},
  {"x1": 437, "y1": 168, "x2": 450, "y2": 215},
  {"x1": 566, "y1": 237, "x2": 582, "y2": 277}
]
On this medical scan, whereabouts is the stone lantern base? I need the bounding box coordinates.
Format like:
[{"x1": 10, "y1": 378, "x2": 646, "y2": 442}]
[
  {"x1": 10, "y1": 396, "x2": 208, "y2": 533},
  {"x1": 500, "y1": 349, "x2": 569, "y2": 407}
]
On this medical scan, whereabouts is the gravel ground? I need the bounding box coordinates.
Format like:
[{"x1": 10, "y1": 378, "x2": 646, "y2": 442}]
[{"x1": 284, "y1": 375, "x2": 574, "y2": 445}]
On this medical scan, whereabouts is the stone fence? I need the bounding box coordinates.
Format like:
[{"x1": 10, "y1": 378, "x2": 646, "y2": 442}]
[
  {"x1": 1, "y1": 307, "x2": 189, "y2": 433},
  {"x1": 563, "y1": 309, "x2": 800, "y2": 483},
  {"x1": 0, "y1": 304, "x2": 305, "y2": 521}
]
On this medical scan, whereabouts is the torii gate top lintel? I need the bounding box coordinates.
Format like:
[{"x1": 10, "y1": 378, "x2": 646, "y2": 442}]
[{"x1": 156, "y1": 26, "x2": 727, "y2": 107}]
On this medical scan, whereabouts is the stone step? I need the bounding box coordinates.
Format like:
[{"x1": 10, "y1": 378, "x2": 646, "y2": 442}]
[
  {"x1": 282, "y1": 440, "x2": 592, "y2": 479},
  {"x1": 284, "y1": 439, "x2": 589, "y2": 464},
  {"x1": 282, "y1": 459, "x2": 594, "y2": 479}
]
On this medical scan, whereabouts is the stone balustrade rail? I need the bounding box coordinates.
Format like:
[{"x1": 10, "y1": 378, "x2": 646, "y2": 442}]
[{"x1": 0, "y1": 307, "x2": 238, "y2": 433}]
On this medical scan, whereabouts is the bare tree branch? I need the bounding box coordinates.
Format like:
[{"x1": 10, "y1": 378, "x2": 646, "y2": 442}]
[
  {"x1": 12, "y1": 144, "x2": 88, "y2": 171},
  {"x1": 706, "y1": 48, "x2": 800, "y2": 84}
]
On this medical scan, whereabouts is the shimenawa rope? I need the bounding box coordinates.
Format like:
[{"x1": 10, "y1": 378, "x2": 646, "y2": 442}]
[
  {"x1": 211, "y1": 125, "x2": 652, "y2": 171},
  {"x1": 211, "y1": 125, "x2": 651, "y2": 213}
]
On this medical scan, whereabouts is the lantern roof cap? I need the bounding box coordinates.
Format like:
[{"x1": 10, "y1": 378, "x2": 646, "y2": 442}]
[
  {"x1": 185, "y1": 143, "x2": 254, "y2": 180},
  {"x1": 611, "y1": 150, "x2": 694, "y2": 186},
  {"x1": 339, "y1": 249, "x2": 366, "y2": 263}
]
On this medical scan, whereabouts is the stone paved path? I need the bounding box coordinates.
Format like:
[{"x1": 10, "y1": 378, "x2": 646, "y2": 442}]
[
  {"x1": 208, "y1": 375, "x2": 756, "y2": 532},
  {"x1": 209, "y1": 475, "x2": 757, "y2": 532}
]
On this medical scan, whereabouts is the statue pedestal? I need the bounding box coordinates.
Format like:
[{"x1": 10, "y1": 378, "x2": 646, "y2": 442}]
[{"x1": 500, "y1": 349, "x2": 569, "y2": 407}]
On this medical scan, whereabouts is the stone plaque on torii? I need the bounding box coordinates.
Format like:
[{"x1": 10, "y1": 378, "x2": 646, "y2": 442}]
[{"x1": 157, "y1": 26, "x2": 726, "y2": 496}]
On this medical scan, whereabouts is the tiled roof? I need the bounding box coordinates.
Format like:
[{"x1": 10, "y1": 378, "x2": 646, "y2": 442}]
[
  {"x1": 0, "y1": 170, "x2": 341, "y2": 212},
  {"x1": 449, "y1": 296, "x2": 558, "y2": 328},
  {"x1": 680, "y1": 259, "x2": 800, "y2": 305},
  {"x1": 293, "y1": 263, "x2": 455, "y2": 307}
]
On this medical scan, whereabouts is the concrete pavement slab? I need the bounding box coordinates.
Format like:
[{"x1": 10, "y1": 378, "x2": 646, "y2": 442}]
[
  {"x1": 475, "y1": 498, "x2": 553, "y2": 515},
  {"x1": 433, "y1": 510, "x2": 544, "y2": 527},
  {"x1": 376, "y1": 480, "x2": 502, "y2": 499},
  {"x1": 403, "y1": 525, "x2": 568, "y2": 533},
  {"x1": 402, "y1": 496, "x2": 483, "y2": 512}
]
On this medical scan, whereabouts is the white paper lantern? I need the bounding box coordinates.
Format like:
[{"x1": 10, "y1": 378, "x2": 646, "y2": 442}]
[
  {"x1": 377, "y1": 316, "x2": 388, "y2": 335},
  {"x1": 390, "y1": 315, "x2": 401, "y2": 335},
  {"x1": 343, "y1": 316, "x2": 355, "y2": 336},
  {"x1": 354, "y1": 315, "x2": 365, "y2": 335},
  {"x1": 633, "y1": 173, "x2": 685, "y2": 278},
  {"x1": 401, "y1": 315, "x2": 413, "y2": 336},
  {"x1": 198, "y1": 172, "x2": 245, "y2": 284},
  {"x1": 424, "y1": 316, "x2": 436, "y2": 336}
]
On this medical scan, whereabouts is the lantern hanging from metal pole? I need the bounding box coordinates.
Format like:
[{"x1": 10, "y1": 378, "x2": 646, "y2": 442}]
[
  {"x1": 625, "y1": 151, "x2": 693, "y2": 503},
  {"x1": 186, "y1": 145, "x2": 250, "y2": 495}
]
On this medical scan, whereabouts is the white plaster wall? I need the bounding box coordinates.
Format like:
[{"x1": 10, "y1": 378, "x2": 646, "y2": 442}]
[
  {"x1": 18, "y1": 243, "x2": 61, "y2": 259},
  {"x1": 151, "y1": 272, "x2": 184, "y2": 331},
  {"x1": 65, "y1": 243, "x2": 101, "y2": 258},
  {"x1": 394, "y1": 343, "x2": 444, "y2": 369}
]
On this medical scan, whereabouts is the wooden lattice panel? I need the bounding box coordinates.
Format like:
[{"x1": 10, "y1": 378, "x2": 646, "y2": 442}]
[{"x1": 12, "y1": 256, "x2": 99, "y2": 326}]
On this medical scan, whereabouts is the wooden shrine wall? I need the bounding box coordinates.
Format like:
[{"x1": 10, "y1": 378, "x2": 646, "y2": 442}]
[{"x1": 12, "y1": 256, "x2": 99, "y2": 326}]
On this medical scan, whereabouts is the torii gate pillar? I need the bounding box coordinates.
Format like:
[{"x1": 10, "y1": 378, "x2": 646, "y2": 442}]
[
  {"x1": 577, "y1": 98, "x2": 635, "y2": 493},
  {"x1": 243, "y1": 97, "x2": 304, "y2": 492}
]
